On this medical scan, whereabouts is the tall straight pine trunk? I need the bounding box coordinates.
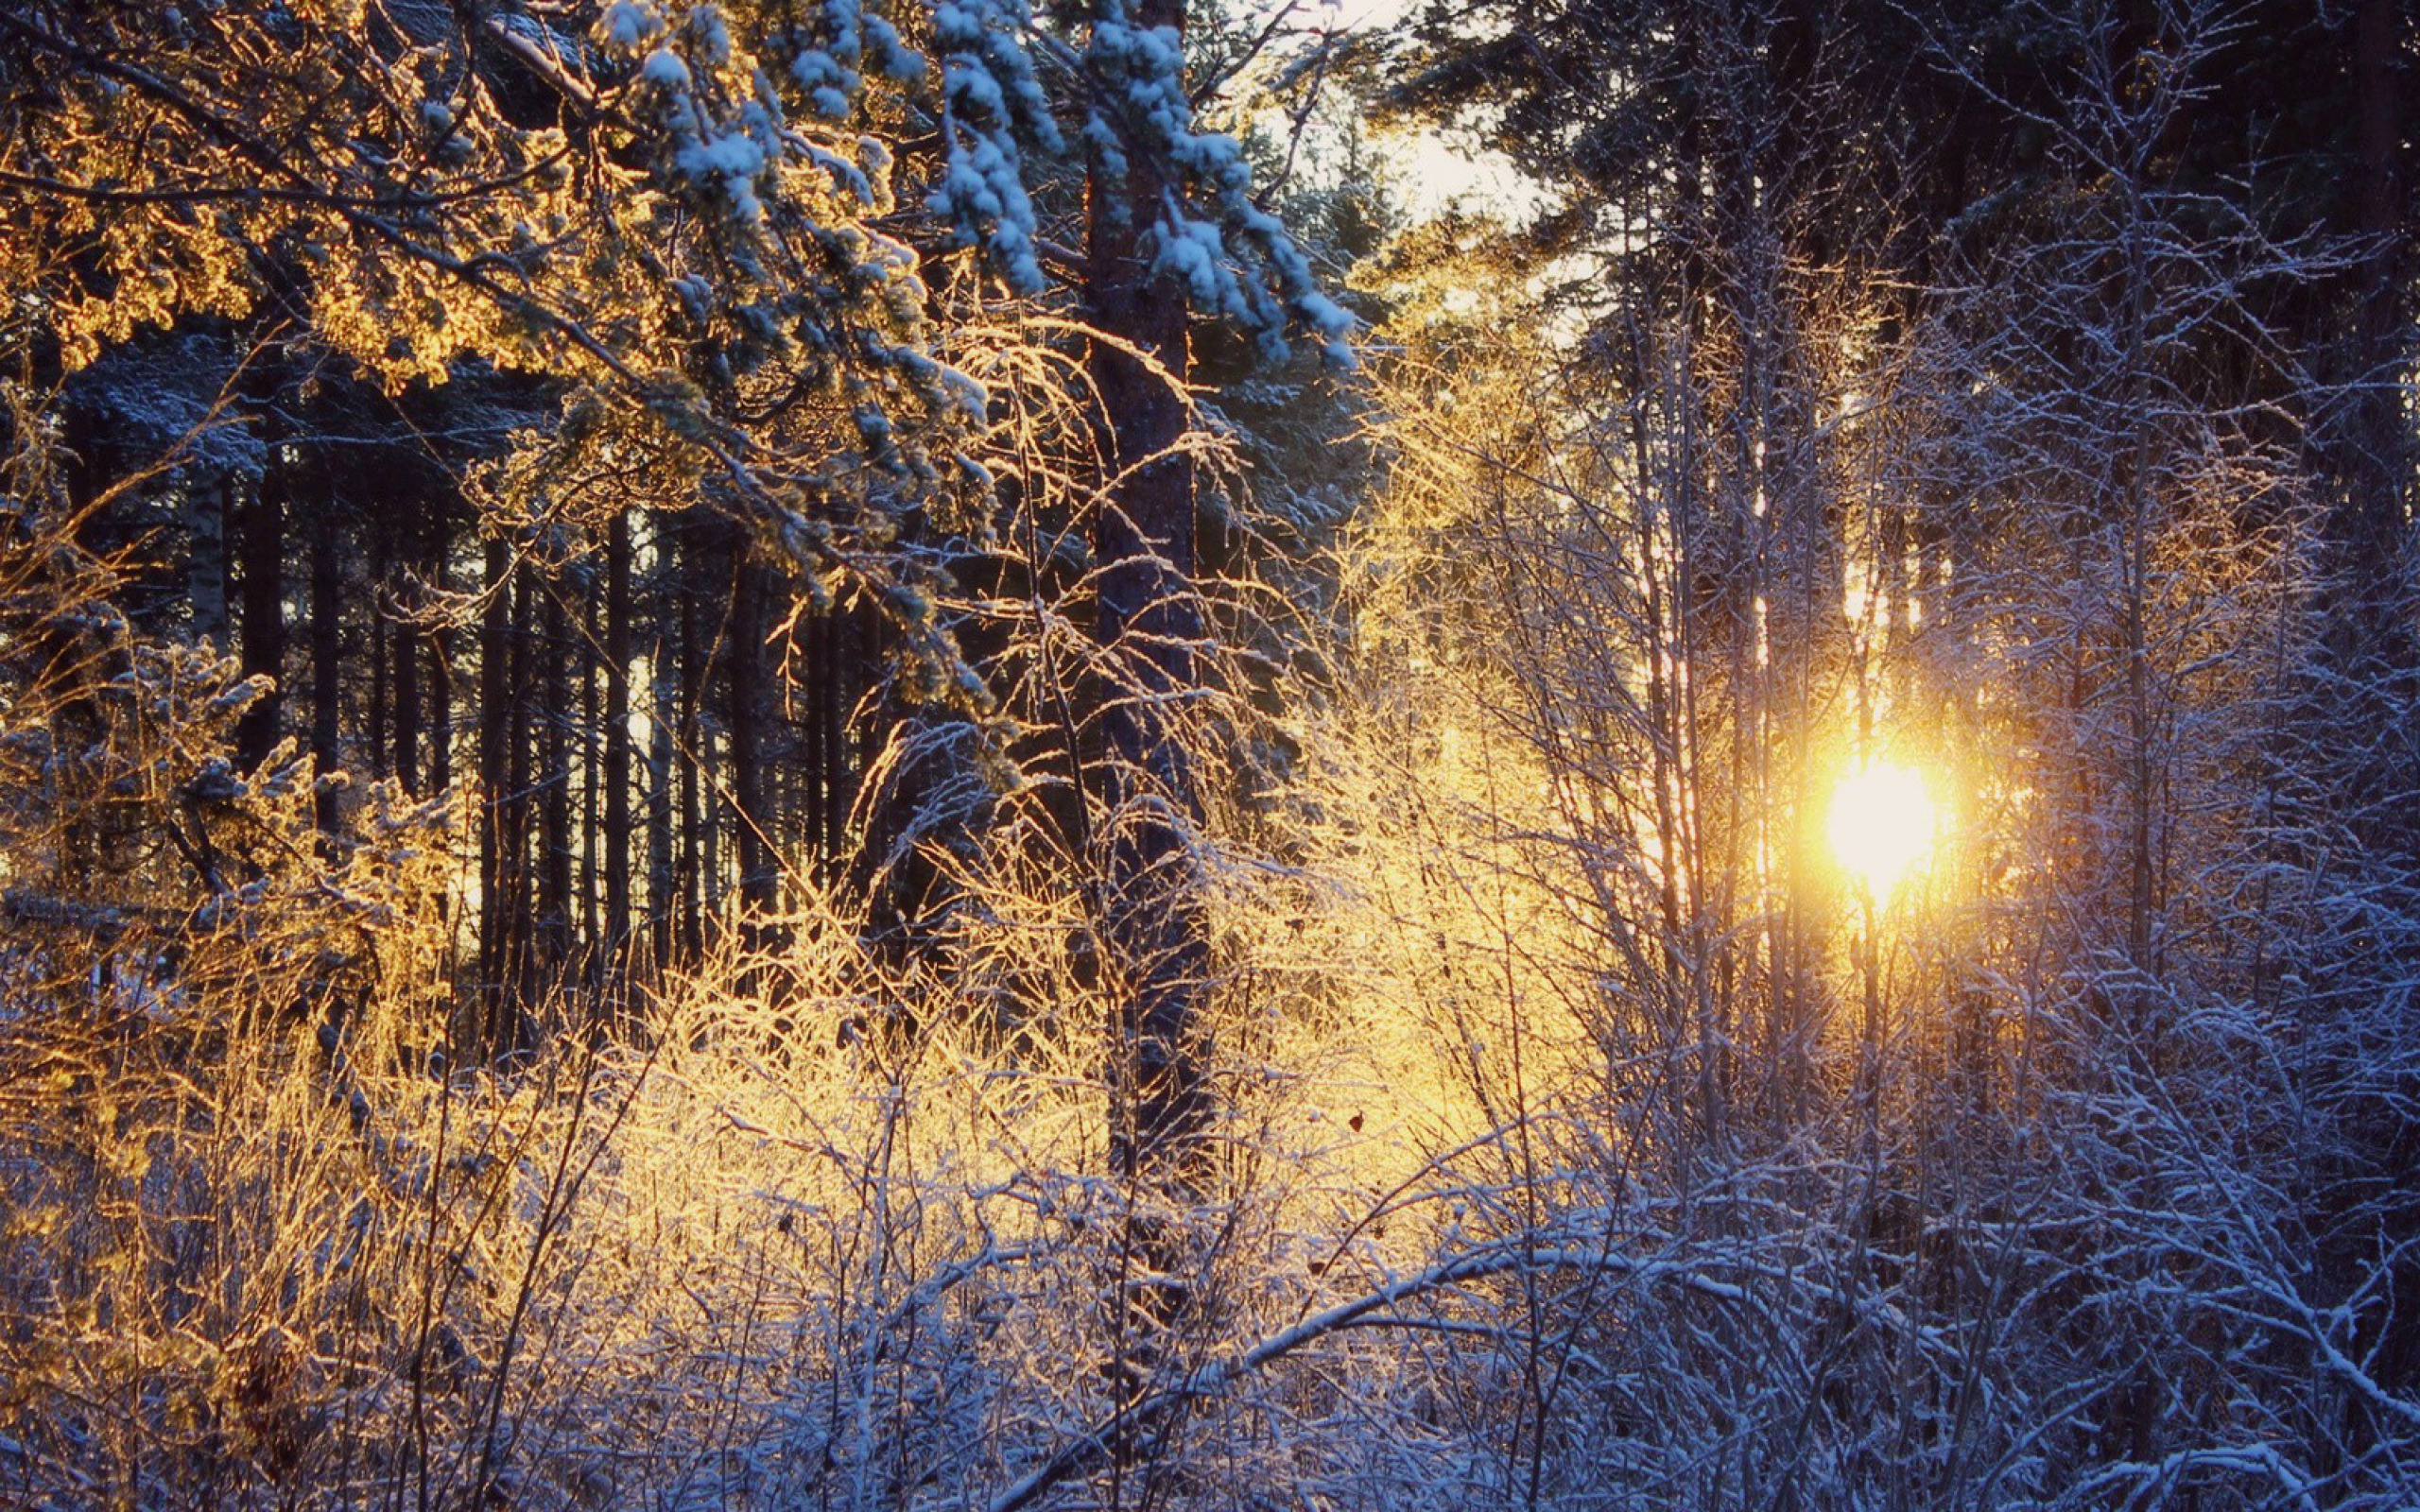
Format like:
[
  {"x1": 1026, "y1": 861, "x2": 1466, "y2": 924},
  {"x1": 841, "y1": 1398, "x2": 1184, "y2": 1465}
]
[
  {"x1": 236, "y1": 431, "x2": 285, "y2": 772},
  {"x1": 1085, "y1": 0, "x2": 1211, "y2": 1198},
  {"x1": 604, "y1": 509, "x2": 633, "y2": 963},
  {"x1": 308, "y1": 466, "x2": 341, "y2": 837}
]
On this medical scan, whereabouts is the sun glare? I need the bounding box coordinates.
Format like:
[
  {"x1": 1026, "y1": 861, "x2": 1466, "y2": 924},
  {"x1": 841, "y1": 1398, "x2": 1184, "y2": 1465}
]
[{"x1": 1828, "y1": 760, "x2": 1938, "y2": 899}]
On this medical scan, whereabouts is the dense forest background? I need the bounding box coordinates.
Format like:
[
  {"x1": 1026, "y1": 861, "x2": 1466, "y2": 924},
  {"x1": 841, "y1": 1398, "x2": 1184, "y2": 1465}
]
[{"x1": 1, "y1": 0, "x2": 2415, "y2": 1507}]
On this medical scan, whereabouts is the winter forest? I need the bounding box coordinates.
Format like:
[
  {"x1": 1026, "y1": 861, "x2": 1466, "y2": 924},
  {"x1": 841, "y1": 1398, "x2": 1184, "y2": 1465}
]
[{"x1": 1, "y1": 0, "x2": 2416, "y2": 1506}]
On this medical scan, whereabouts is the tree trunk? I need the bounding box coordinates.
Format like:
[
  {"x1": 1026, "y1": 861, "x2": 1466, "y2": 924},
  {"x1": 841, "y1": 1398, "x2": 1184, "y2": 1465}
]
[
  {"x1": 309, "y1": 466, "x2": 342, "y2": 837},
  {"x1": 235, "y1": 452, "x2": 285, "y2": 771},
  {"x1": 797, "y1": 607, "x2": 826, "y2": 879},
  {"x1": 427, "y1": 501, "x2": 454, "y2": 796},
  {"x1": 676, "y1": 519, "x2": 706, "y2": 964},
  {"x1": 605, "y1": 508, "x2": 633, "y2": 959},
  {"x1": 580, "y1": 569, "x2": 601, "y2": 969},
  {"x1": 505, "y1": 569, "x2": 538, "y2": 1032},
  {"x1": 647, "y1": 651, "x2": 677, "y2": 974},
  {"x1": 1084, "y1": 0, "x2": 1212, "y2": 1362},
  {"x1": 729, "y1": 546, "x2": 776, "y2": 919},
  {"x1": 2341, "y1": 0, "x2": 2408, "y2": 606},
  {"x1": 393, "y1": 504, "x2": 423, "y2": 797},
  {"x1": 189, "y1": 475, "x2": 231, "y2": 653},
  {"x1": 368, "y1": 507, "x2": 389, "y2": 784},
  {"x1": 540, "y1": 578, "x2": 573, "y2": 988},
  {"x1": 476, "y1": 539, "x2": 518, "y2": 1056}
]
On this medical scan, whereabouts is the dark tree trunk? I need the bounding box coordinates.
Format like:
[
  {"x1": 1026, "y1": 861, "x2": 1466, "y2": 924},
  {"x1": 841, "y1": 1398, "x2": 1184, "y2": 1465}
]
[
  {"x1": 647, "y1": 664, "x2": 677, "y2": 974},
  {"x1": 676, "y1": 520, "x2": 707, "y2": 964},
  {"x1": 235, "y1": 454, "x2": 285, "y2": 772},
  {"x1": 819, "y1": 607, "x2": 842, "y2": 873},
  {"x1": 796, "y1": 609, "x2": 821, "y2": 879},
  {"x1": 476, "y1": 539, "x2": 519, "y2": 1055},
  {"x1": 2338, "y1": 0, "x2": 2411, "y2": 644},
  {"x1": 504, "y1": 569, "x2": 538, "y2": 1029},
  {"x1": 393, "y1": 508, "x2": 423, "y2": 797},
  {"x1": 428, "y1": 501, "x2": 455, "y2": 796},
  {"x1": 647, "y1": 512, "x2": 679, "y2": 973},
  {"x1": 49, "y1": 409, "x2": 127, "y2": 894},
  {"x1": 580, "y1": 570, "x2": 601, "y2": 967},
  {"x1": 540, "y1": 578, "x2": 573, "y2": 988},
  {"x1": 190, "y1": 475, "x2": 231, "y2": 654},
  {"x1": 605, "y1": 508, "x2": 633, "y2": 959},
  {"x1": 729, "y1": 545, "x2": 776, "y2": 919},
  {"x1": 1086, "y1": 0, "x2": 1211, "y2": 1195},
  {"x1": 813, "y1": 606, "x2": 851, "y2": 878},
  {"x1": 309, "y1": 467, "x2": 342, "y2": 837},
  {"x1": 368, "y1": 507, "x2": 389, "y2": 784},
  {"x1": 2334, "y1": 0, "x2": 2420, "y2": 1432}
]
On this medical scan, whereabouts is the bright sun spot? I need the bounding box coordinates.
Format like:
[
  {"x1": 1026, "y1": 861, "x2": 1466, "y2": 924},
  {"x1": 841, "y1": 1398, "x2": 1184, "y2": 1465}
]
[{"x1": 1828, "y1": 760, "x2": 1939, "y2": 898}]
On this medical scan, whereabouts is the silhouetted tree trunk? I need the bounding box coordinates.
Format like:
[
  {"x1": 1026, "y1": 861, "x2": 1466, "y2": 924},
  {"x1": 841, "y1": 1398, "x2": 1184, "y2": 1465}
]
[
  {"x1": 189, "y1": 476, "x2": 231, "y2": 652},
  {"x1": 801, "y1": 604, "x2": 852, "y2": 879},
  {"x1": 580, "y1": 570, "x2": 601, "y2": 965},
  {"x1": 648, "y1": 510, "x2": 680, "y2": 971},
  {"x1": 309, "y1": 466, "x2": 341, "y2": 837},
  {"x1": 2341, "y1": 0, "x2": 2409, "y2": 618},
  {"x1": 368, "y1": 507, "x2": 389, "y2": 784},
  {"x1": 1080, "y1": 10, "x2": 1215, "y2": 1466},
  {"x1": 476, "y1": 538, "x2": 518, "y2": 1054},
  {"x1": 2334, "y1": 0, "x2": 2419, "y2": 1428},
  {"x1": 427, "y1": 499, "x2": 454, "y2": 796},
  {"x1": 504, "y1": 568, "x2": 538, "y2": 1025},
  {"x1": 540, "y1": 578, "x2": 573, "y2": 986},
  {"x1": 1086, "y1": 0, "x2": 1211, "y2": 1195},
  {"x1": 676, "y1": 519, "x2": 707, "y2": 963},
  {"x1": 818, "y1": 607, "x2": 842, "y2": 872},
  {"x1": 393, "y1": 500, "x2": 423, "y2": 797},
  {"x1": 48, "y1": 407, "x2": 124, "y2": 894},
  {"x1": 235, "y1": 449, "x2": 285, "y2": 771},
  {"x1": 729, "y1": 547, "x2": 775, "y2": 919},
  {"x1": 605, "y1": 508, "x2": 633, "y2": 961}
]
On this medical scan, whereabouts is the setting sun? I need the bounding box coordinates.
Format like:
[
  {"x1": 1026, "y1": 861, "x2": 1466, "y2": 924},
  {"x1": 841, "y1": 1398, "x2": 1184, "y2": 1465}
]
[{"x1": 1828, "y1": 760, "x2": 1939, "y2": 898}]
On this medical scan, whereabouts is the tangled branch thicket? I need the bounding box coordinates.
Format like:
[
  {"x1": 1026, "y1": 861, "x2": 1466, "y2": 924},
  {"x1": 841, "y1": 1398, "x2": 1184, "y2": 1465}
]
[
  {"x1": 8, "y1": 254, "x2": 2420, "y2": 1508},
  {"x1": 2, "y1": 0, "x2": 2418, "y2": 1508}
]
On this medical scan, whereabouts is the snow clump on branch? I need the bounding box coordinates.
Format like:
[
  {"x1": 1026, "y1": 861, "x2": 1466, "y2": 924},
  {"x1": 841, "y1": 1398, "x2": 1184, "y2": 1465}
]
[
  {"x1": 1085, "y1": 2, "x2": 1354, "y2": 362},
  {"x1": 927, "y1": 0, "x2": 1064, "y2": 294}
]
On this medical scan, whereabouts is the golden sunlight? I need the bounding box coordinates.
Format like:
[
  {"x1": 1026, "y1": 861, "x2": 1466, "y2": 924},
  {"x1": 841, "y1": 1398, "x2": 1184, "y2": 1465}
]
[{"x1": 1827, "y1": 759, "x2": 1939, "y2": 899}]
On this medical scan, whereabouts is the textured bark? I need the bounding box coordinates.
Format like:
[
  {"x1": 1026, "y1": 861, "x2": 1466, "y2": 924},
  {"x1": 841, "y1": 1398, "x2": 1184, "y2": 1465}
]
[{"x1": 1086, "y1": 0, "x2": 1210, "y2": 1194}]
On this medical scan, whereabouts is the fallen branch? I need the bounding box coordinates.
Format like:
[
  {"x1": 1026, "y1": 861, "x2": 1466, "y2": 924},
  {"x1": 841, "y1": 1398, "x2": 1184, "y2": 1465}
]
[{"x1": 985, "y1": 1237, "x2": 1737, "y2": 1512}]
